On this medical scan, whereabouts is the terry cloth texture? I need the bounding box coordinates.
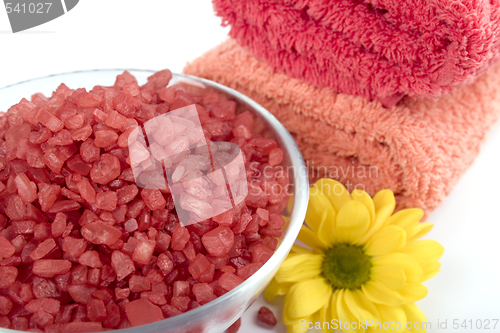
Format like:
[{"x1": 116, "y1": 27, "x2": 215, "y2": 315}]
[
  {"x1": 184, "y1": 39, "x2": 500, "y2": 215},
  {"x1": 212, "y1": 0, "x2": 500, "y2": 107}
]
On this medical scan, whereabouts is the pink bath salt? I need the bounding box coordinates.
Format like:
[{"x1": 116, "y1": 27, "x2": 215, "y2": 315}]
[
  {"x1": 25, "y1": 298, "x2": 60, "y2": 315},
  {"x1": 14, "y1": 173, "x2": 37, "y2": 203},
  {"x1": 227, "y1": 318, "x2": 242, "y2": 333},
  {"x1": 104, "y1": 303, "x2": 121, "y2": 328},
  {"x1": 129, "y1": 275, "x2": 151, "y2": 293},
  {"x1": 256, "y1": 208, "x2": 269, "y2": 221},
  {"x1": 47, "y1": 200, "x2": 81, "y2": 213},
  {"x1": 62, "y1": 237, "x2": 87, "y2": 258},
  {"x1": 171, "y1": 224, "x2": 190, "y2": 251},
  {"x1": 64, "y1": 113, "x2": 85, "y2": 129},
  {"x1": 268, "y1": 148, "x2": 284, "y2": 166},
  {"x1": 212, "y1": 210, "x2": 234, "y2": 227},
  {"x1": 31, "y1": 310, "x2": 54, "y2": 327},
  {"x1": 156, "y1": 253, "x2": 174, "y2": 276},
  {"x1": 141, "y1": 189, "x2": 166, "y2": 211},
  {"x1": 116, "y1": 184, "x2": 139, "y2": 205},
  {"x1": 124, "y1": 298, "x2": 164, "y2": 327},
  {"x1": 36, "y1": 107, "x2": 64, "y2": 132},
  {"x1": 251, "y1": 244, "x2": 274, "y2": 264},
  {"x1": 245, "y1": 182, "x2": 269, "y2": 208},
  {"x1": 73, "y1": 91, "x2": 102, "y2": 108},
  {"x1": 95, "y1": 191, "x2": 118, "y2": 211},
  {"x1": 33, "y1": 259, "x2": 71, "y2": 278},
  {"x1": 258, "y1": 306, "x2": 277, "y2": 326},
  {"x1": 171, "y1": 296, "x2": 190, "y2": 312},
  {"x1": 173, "y1": 281, "x2": 190, "y2": 297},
  {"x1": 141, "y1": 291, "x2": 167, "y2": 306},
  {"x1": 67, "y1": 284, "x2": 98, "y2": 305},
  {"x1": 90, "y1": 154, "x2": 121, "y2": 185},
  {"x1": 132, "y1": 239, "x2": 156, "y2": 265},
  {"x1": 115, "y1": 287, "x2": 130, "y2": 300},
  {"x1": 192, "y1": 283, "x2": 217, "y2": 305},
  {"x1": 268, "y1": 213, "x2": 286, "y2": 230},
  {"x1": 87, "y1": 299, "x2": 107, "y2": 322},
  {"x1": 237, "y1": 262, "x2": 263, "y2": 280},
  {"x1": 0, "y1": 296, "x2": 12, "y2": 316},
  {"x1": 188, "y1": 254, "x2": 211, "y2": 280},
  {"x1": 209, "y1": 100, "x2": 236, "y2": 121},
  {"x1": 105, "y1": 110, "x2": 127, "y2": 129},
  {"x1": 155, "y1": 232, "x2": 171, "y2": 252},
  {"x1": 78, "y1": 250, "x2": 103, "y2": 268},
  {"x1": 0, "y1": 235, "x2": 15, "y2": 259},
  {"x1": 29, "y1": 238, "x2": 56, "y2": 261},
  {"x1": 81, "y1": 222, "x2": 122, "y2": 246},
  {"x1": 0, "y1": 267, "x2": 17, "y2": 289},
  {"x1": 218, "y1": 272, "x2": 244, "y2": 291},
  {"x1": 111, "y1": 251, "x2": 135, "y2": 281},
  {"x1": 80, "y1": 139, "x2": 101, "y2": 163},
  {"x1": 201, "y1": 226, "x2": 234, "y2": 258},
  {"x1": 66, "y1": 155, "x2": 92, "y2": 176},
  {"x1": 94, "y1": 130, "x2": 119, "y2": 148},
  {"x1": 47, "y1": 129, "x2": 73, "y2": 146},
  {"x1": 77, "y1": 177, "x2": 96, "y2": 203}
]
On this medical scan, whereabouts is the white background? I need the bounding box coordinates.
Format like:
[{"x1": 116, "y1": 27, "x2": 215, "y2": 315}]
[{"x1": 1, "y1": 1, "x2": 500, "y2": 332}]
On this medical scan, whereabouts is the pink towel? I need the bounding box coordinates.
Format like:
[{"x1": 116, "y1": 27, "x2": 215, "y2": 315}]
[
  {"x1": 213, "y1": 0, "x2": 500, "y2": 107},
  {"x1": 184, "y1": 40, "x2": 500, "y2": 215}
]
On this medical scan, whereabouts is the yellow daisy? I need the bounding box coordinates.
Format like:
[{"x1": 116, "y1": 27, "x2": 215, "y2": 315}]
[{"x1": 265, "y1": 179, "x2": 444, "y2": 333}]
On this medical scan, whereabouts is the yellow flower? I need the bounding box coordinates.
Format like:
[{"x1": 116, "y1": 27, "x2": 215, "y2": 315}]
[{"x1": 266, "y1": 179, "x2": 444, "y2": 333}]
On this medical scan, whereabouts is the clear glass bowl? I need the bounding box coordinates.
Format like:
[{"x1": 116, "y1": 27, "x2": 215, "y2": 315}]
[{"x1": 0, "y1": 69, "x2": 309, "y2": 333}]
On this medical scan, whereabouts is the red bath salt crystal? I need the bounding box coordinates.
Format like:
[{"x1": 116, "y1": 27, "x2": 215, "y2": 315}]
[
  {"x1": 25, "y1": 298, "x2": 60, "y2": 315},
  {"x1": 36, "y1": 107, "x2": 64, "y2": 132},
  {"x1": 171, "y1": 296, "x2": 190, "y2": 312},
  {"x1": 31, "y1": 310, "x2": 54, "y2": 327},
  {"x1": 192, "y1": 283, "x2": 216, "y2": 305},
  {"x1": 94, "y1": 130, "x2": 118, "y2": 148},
  {"x1": 141, "y1": 189, "x2": 166, "y2": 211},
  {"x1": 42, "y1": 149, "x2": 65, "y2": 174},
  {"x1": 171, "y1": 224, "x2": 190, "y2": 251},
  {"x1": 26, "y1": 148, "x2": 45, "y2": 168},
  {"x1": 70, "y1": 124, "x2": 93, "y2": 141},
  {"x1": 86, "y1": 299, "x2": 107, "y2": 322},
  {"x1": 33, "y1": 259, "x2": 71, "y2": 278},
  {"x1": 201, "y1": 226, "x2": 234, "y2": 258},
  {"x1": 268, "y1": 213, "x2": 286, "y2": 230},
  {"x1": 172, "y1": 280, "x2": 190, "y2": 297},
  {"x1": 226, "y1": 318, "x2": 242, "y2": 333},
  {"x1": 90, "y1": 154, "x2": 121, "y2": 184},
  {"x1": 256, "y1": 208, "x2": 269, "y2": 221},
  {"x1": 14, "y1": 173, "x2": 37, "y2": 203},
  {"x1": 104, "y1": 303, "x2": 121, "y2": 328},
  {"x1": 73, "y1": 91, "x2": 102, "y2": 108},
  {"x1": 129, "y1": 275, "x2": 151, "y2": 292},
  {"x1": 80, "y1": 139, "x2": 100, "y2": 163},
  {"x1": 105, "y1": 110, "x2": 127, "y2": 130},
  {"x1": 213, "y1": 210, "x2": 234, "y2": 227},
  {"x1": 237, "y1": 262, "x2": 263, "y2": 280},
  {"x1": 218, "y1": 272, "x2": 244, "y2": 291},
  {"x1": 78, "y1": 250, "x2": 103, "y2": 268},
  {"x1": 47, "y1": 200, "x2": 81, "y2": 213},
  {"x1": 245, "y1": 182, "x2": 269, "y2": 208},
  {"x1": 156, "y1": 253, "x2": 174, "y2": 276},
  {"x1": 251, "y1": 244, "x2": 274, "y2": 264},
  {"x1": 111, "y1": 250, "x2": 135, "y2": 281},
  {"x1": 258, "y1": 306, "x2": 277, "y2": 326},
  {"x1": 47, "y1": 129, "x2": 73, "y2": 146},
  {"x1": 125, "y1": 298, "x2": 164, "y2": 327},
  {"x1": 147, "y1": 69, "x2": 172, "y2": 89},
  {"x1": 132, "y1": 239, "x2": 156, "y2": 265},
  {"x1": 0, "y1": 296, "x2": 12, "y2": 316},
  {"x1": 93, "y1": 109, "x2": 108, "y2": 122},
  {"x1": 29, "y1": 238, "x2": 56, "y2": 261},
  {"x1": 95, "y1": 191, "x2": 117, "y2": 211},
  {"x1": 113, "y1": 93, "x2": 139, "y2": 117},
  {"x1": 116, "y1": 185, "x2": 139, "y2": 205},
  {"x1": 62, "y1": 236, "x2": 87, "y2": 258},
  {"x1": 67, "y1": 284, "x2": 98, "y2": 304},
  {"x1": 209, "y1": 101, "x2": 236, "y2": 121},
  {"x1": 81, "y1": 222, "x2": 121, "y2": 246},
  {"x1": 0, "y1": 266, "x2": 17, "y2": 288},
  {"x1": 0, "y1": 235, "x2": 15, "y2": 259},
  {"x1": 64, "y1": 113, "x2": 85, "y2": 129},
  {"x1": 141, "y1": 291, "x2": 167, "y2": 306},
  {"x1": 268, "y1": 148, "x2": 284, "y2": 166},
  {"x1": 67, "y1": 155, "x2": 92, "y2": 176},
  {"x1": 77, "y1": 177, "x2": 96, "y2": 203}
]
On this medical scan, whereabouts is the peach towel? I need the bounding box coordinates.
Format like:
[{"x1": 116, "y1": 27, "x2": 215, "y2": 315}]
[{"x1": 184, "y1": 40, "x2": 500, "y2": 215}]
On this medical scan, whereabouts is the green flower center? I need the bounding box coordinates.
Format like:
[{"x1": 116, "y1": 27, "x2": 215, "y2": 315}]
[{"x1": 321, "y1": 243, "x2": 372, "y2": 290}]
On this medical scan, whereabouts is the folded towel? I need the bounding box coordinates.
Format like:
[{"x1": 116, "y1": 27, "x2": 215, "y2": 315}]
[
  {"x1": 184, "y1": 40, "x2": 500, "y2": 215},
  {"x1": 213, "y1": 0, "x2": 500, "y2": 107}
]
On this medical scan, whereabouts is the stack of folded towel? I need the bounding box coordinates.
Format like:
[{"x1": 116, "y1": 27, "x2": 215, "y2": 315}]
[{"x1": 185, "y1": 0, "x2": 500, "y2": 215}]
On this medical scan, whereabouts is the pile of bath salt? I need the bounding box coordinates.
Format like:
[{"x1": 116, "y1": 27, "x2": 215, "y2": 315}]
[{"x1": 0, "y1": 70, "x2": 289, "y2": 332}]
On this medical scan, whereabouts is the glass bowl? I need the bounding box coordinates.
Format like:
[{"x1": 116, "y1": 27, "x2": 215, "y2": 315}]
[{"x1": 0, "y1": 69, "x2": 309, "y2": 333}]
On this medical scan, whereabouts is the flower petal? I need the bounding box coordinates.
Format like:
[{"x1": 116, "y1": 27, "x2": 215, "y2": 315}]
[
  {"x1": 319, "y1": 294, "x2": 336, "y2": 333},
  {"x1": 317, "y1": 207, "x2": 337, "y2": 246},
  {"x1": 360, "y1": 190, "x2": 395, "y2": 242},
  {"x1": 372, "y1": 253, "x2": 423, "y2": 284},
  {"x1": 398, "y1": 283, "x2": 428, "y2": 303},
  {"x1": 374, "y1": 304, "x2": 407, "y2": 333},
  {"x1": 306, "y1": 184, "x2": 334, "y2": 232},
  {"x1": 370, "y1": 264, "x2": 406, "y2": 290},
  {"x1": 344, "y1": 289, "x2": 381, "y2": 323},
  {"x1": 316, "y1": 178, "x2": 351, "y2": 212},
  {"x1": 335, "y1": 200, "x2": 371, "y2": 244},
  {"x1": 386, "y1": 208, "x2": 423, "y2": 231},
  {"x1": 421, "y1": 262, "x2": 441, "y2": 282},
  {"x1": 264, "y1": 278, "x2": 293, "y2": 301},
  {"x1": 291, "y1": 244, "x2": 313, "y2": 254},
  {"x1": 297, "y1": 225, "x2": 326, "y2": 251},
  {"x1": 364, "y1": 226, "x2": 405, "y2": 256},
  {"x1": 362, "y1": 280, "x2": 405, "y2": 306},
  {"x1": 275, "y1": 254, "x2": 323, "y2": 283},
  {"x1": 400, "y1": 240, "x2": 444, "y2": 277},
  {"x1": 284, "y1": 277, "x2": 332, "y2": 320},
  {"x1": 351, "y1": 189, "x2": 376, "y2": 224},
  {"x1": 407, "y1": 222, "x2": 433, "y2": 241},
  {"x1": 401, "y1": 303, "x2": 428, "y2": 333},
  {"x1": 284, "y1": 314, "x2": 313, "y2": 332},
  {"x1": 336, "y1": 289, "x2": 366, "y2": 333}
]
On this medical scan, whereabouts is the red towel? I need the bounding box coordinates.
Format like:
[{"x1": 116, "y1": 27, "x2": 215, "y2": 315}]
[
  {"x1": 184, "y1": 40, "x2": 500, "y2": 215},
  {"x1": 213, "y1": 0, "x2": 500, "y2": 107}
]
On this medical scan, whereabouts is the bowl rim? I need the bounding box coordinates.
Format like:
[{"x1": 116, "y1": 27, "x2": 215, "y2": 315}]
[{"x1": 0, "y1": 68, "x2": 309, "y2": 332}]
